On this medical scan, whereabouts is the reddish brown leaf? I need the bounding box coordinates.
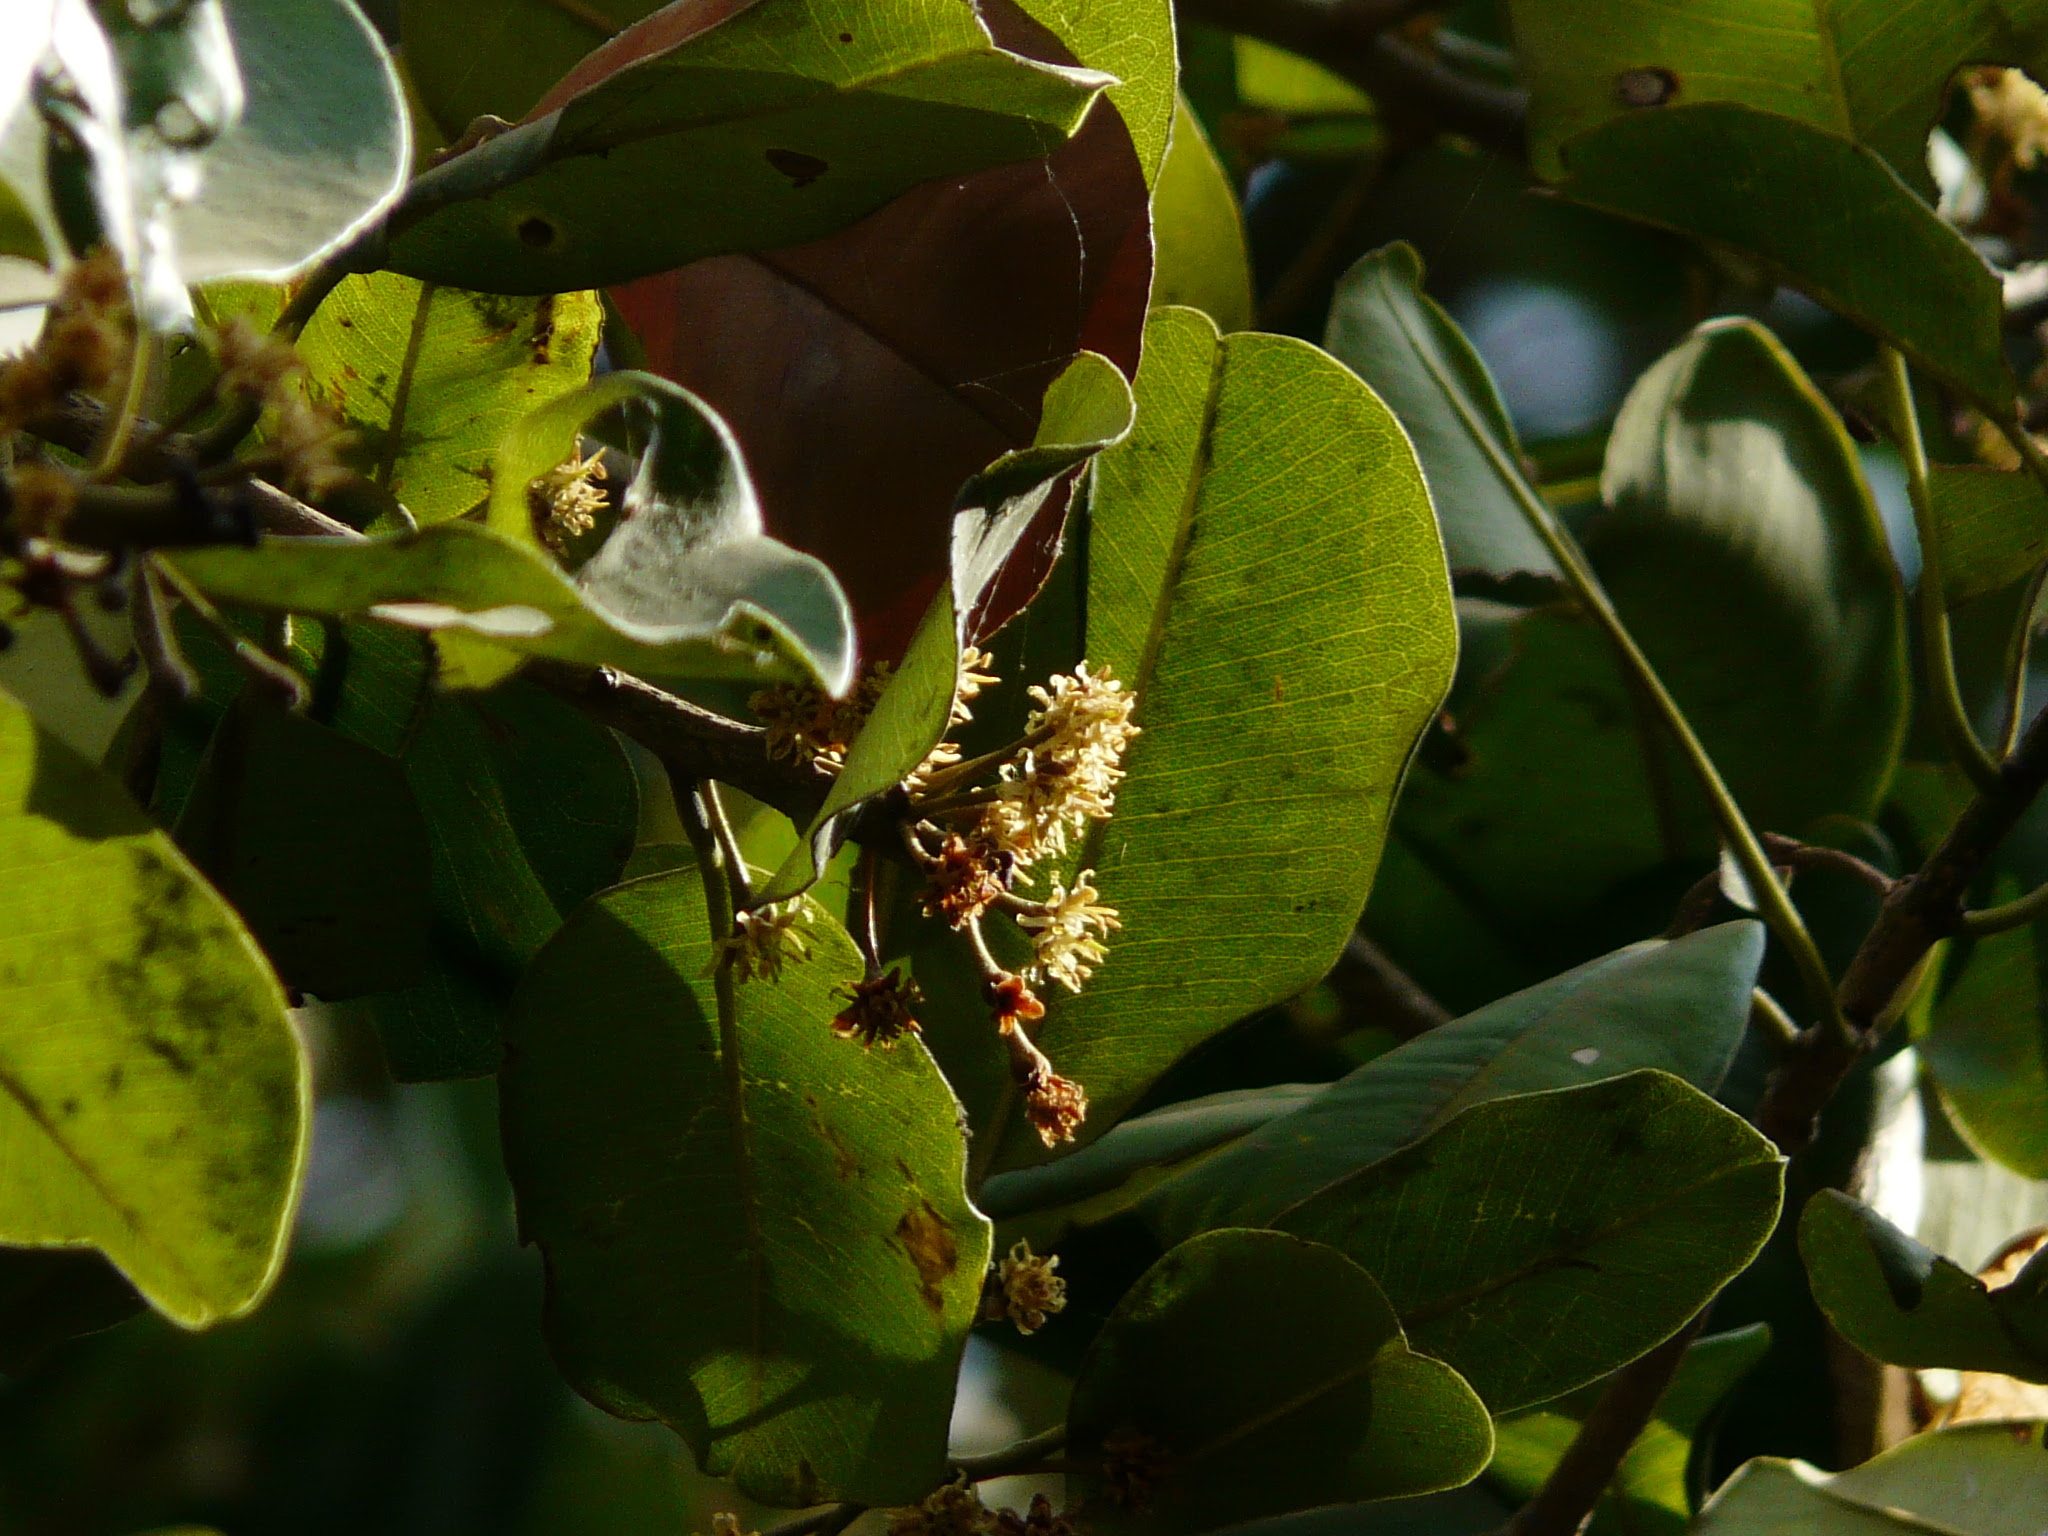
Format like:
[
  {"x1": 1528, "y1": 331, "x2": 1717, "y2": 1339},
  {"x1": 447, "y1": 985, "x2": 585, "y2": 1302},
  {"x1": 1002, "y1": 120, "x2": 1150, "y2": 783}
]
[{"x1": 609, "y1": 0, "x2": 1151, "y2": 663}]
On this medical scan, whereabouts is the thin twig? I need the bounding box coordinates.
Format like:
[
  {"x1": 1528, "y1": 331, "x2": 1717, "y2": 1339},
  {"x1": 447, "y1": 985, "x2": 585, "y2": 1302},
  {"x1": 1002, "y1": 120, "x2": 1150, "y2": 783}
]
[
  {"x1": 1960, "y1": 878, "x2": 2048, "y2": 935},
  {"x1": 1882, "y1": 347, "x2": 2002, "y2": 792},
  {"x1": 1749, "y1": 988, "x2": 1801, "y2": 1053},
  {"x1": 953, "y1": 1424, "x2": 1070, "y2": 1481},
  {"x1": 89, "y1": 328, "x2": 154, "y2": 481},
  {"x1": 1759, "y1": 834, "x2": 1894, "y2": 897},
  {"x1": 1495, "y1": 1317, "x2": 1705, "y2": 1536},
  {"x1": 147, "y1": 554, "x2": 307, "y2": 708},
  {"x1": 702, "y1": 779, "x2": 757, "y2": 910},
  {"x1": 757, "y1": 1502, "x2": 865, "y2": 1536},
  {"x1": 1327, "y1": 931, "x2": 1453, "y2": 1037}
]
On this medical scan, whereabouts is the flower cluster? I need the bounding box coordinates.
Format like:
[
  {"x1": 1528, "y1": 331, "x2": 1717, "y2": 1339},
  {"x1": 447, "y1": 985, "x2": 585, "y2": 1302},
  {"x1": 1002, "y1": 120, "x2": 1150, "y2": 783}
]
[
  {"x1": 706, "y1": 900, "x2": 812, "y2": 984},
  {"x1": 751, "y1": 660, "x2": 893, "y2": 767},
  {"x1": 992, "y1": 1494, "x2": 1080, "y2": 1536},
  {"x1": 976, "y1": 664, "x2": 1138, "y2": 868},
  {"x1": 1015, "y1": 873, "x2": 1120, "y2": 994},
  {"x1": 531, "y1": 447, "x2": 609, "y2": 556},
  {"x1": 0, "y1": 249, "x2": 129, "y2": 435},
  {"x1": 831, "y1": 971, "x2": 922, "y2": 1048},
  {"x1": 981, "y1": 1239, "x2": 1067, "y2": 1334},
  {"x1": 708, "y1": 1516, "x2": 756, "y2": 1536},
  {"x1": 887, "y1": 1481, "x2": 994, "y2": 1536},
  {"x1": 1969, "y1": 67, "x2": 2048, "y2": 170}
]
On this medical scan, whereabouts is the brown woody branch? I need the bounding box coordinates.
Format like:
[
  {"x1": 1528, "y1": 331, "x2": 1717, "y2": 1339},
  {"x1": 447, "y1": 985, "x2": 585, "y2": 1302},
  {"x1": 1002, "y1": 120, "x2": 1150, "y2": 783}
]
[{"x1": 1172, "y1": 0, "x2": 1527, "y2": 152}]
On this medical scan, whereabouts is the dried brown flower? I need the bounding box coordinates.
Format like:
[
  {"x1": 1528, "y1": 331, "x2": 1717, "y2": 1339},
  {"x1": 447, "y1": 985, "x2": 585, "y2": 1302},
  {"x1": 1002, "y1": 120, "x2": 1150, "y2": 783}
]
[
  {"x1": 212, "y1": 315, "x2": 304, "y2": 402},
  {"x1": 990, "y1": 1494, "x2": 1080, "y2": 1536},
  {"x1": 8, "y1": 466, "x2": 78, "y2": 540},
  {"x1": 887, "y1": 1480, "x2": 993, "y2": 1536},
  {"x1": 832, "y1": 971, "x2": 923, "y2": 1048},
  {"x1": 749, "y1": 658, "x2": 893, "y2": 767},
  {"x1": 1099, "y1": 1428, "x2": 1173, "y2": 1512},
  {"x1": 1023, "y1": 1069, "x2": 1087, "y2": 1147},
  {"x1": 269, "y1": 393, "x2": 352, "y2": 499},
  {"x1": 920, "y1": 833, "x2": 1012, "y2": 926},
  {"x1": 981, "y1": 1239, "x2": 1067, "y2": 1334}
]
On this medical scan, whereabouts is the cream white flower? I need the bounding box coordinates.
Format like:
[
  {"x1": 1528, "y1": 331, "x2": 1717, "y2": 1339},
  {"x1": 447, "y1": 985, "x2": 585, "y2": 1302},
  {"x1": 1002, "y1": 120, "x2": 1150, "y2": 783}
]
[
  {"x1": 532, "y1": 448, "x2": 608, "y2": 555},
  {"x1": 1018, "y1": 871, "x2": 1120, "y2": 992},
  {"x1": 705, "y1": 900, "x2": 812, "y2": 984}
]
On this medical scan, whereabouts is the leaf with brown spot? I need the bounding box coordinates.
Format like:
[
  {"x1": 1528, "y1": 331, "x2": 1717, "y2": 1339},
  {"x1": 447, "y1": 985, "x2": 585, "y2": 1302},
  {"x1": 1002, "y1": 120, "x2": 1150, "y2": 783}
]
[
  {"x1": 0, "y1": 687, "x2": 306, "y2": 1330},
  {"x1": 502, "y1": 845, "x2": 989, "y2": 1506}
]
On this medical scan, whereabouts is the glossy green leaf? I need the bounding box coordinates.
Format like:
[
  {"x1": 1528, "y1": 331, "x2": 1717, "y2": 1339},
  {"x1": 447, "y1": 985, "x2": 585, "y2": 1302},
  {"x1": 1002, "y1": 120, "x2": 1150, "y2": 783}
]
[
  {"x1": 1915, "y1": 890, "x2": 2048, "y2": 1177},
  {"x1": 385, "y1": 0, "x2": 1113, "y2": 295},
  {"x1": 1141, "y1": 921, "x2": 1766, "y2": 1239},
  {"x1": 1067, "y1": 1230, "x2": 1494, "y2": 1534},
  {"x1": 1554, "y1": 104, "x2": 2013, "y2": 414},
  {"x1": 1592, "y1": 317, "x2": 1910, "y2": 838},
  {"x1": 501, "y1": 862, "x2": 990, "y2": 1506},
  {"x1": 1488, "y1": 1325, "x2": 1771, "y2": 1536},
  {"x1": 1008, "y1": 0, "x2": 1175, "y2": 183},
  {"x1": 273, "y1": 621, "x2": 633, "y2": 1080},
  {"x1": 1697, "y1": 1424, "x2": 2048, "y2": 1535},
  {"x1": 980, "y1": 1082, "x2": 1326, "y2": 1226},
  {"x1": 171, "y1": 373, "x2": 854, "y2": 695},
  {"x1": 173, "y1": 698, "x2": 433, "y2": 1001},
  {"x1": 1278, "y1": 1070, "x2": 1784, "y2": 1412},
  {"x1": 1149, "y1": 97, "x2": 1248, "y2": 331},
  {"x1": 0, "y1": 686, "x2": 306, "y2": 1329},
  {"x1": 1509, "y1": 0, "x2": 2048, "y2": 192},
  {"x1": 1365, "y1": 601, "x2": 1666, "y2": 1013},
  {"x1": 985, "y1": 305, "x2": 1457, "y2": 1166},
  {"x1": 293, "y1": 274, "x2": 603, "y2": 526},
  {"x1": 1799, "y1": 1190, "x2": 2048, "y2": 1380},
  {"x1": 1931, "y1": 465, "x2": 2048, "y2": 609},
  {"x1": 1323, "y1": 242, "x2": 1561, "y2": 584},
  {"x1": 399, "y1": 0, "x2": 666, "y2": 136},
  {"x1": 1233, "y1": 36, "x2": 1370, "y2": 115},
  {"x1": 758, "y1": 350, "x2": 1135, "y2": 905}
]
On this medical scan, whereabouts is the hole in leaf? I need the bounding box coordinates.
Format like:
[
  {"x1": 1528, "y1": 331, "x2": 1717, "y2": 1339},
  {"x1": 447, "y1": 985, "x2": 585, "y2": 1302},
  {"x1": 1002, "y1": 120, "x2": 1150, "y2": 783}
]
[
  {"x1": 765, "y1": 148, "x2": 829, "y2": 189},
  {"x1": 516, "y1": 215, "x2": 559, "y2": 249},
  {"x1": 1615, "y1": 66, "x2": 1679, "y2": 108}
]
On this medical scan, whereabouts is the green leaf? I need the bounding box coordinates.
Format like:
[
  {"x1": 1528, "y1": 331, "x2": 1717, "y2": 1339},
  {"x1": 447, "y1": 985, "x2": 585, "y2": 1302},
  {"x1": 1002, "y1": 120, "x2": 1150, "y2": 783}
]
[
  {"x1": 1004, "y1": 0, "x2": 1176, "y2": 184},
  {"x1": 0, "y1": 685, "x2": 306, "y2": 1328},
  {"x1": 1553, "y1": 104, "x2": 2013, "y2": 414},
  {"x1": 1591, "y1": 317, "x2": 1910, "y2": 839},
  {"x1": 1696, "y1": 1424, "x2": 2048, "y2": 1535},
  {"x1": 399, "y1": 0, "x2": 665, "y2": 137},
  {"x1": 293, "y1": 275, "x2": 603, "y2": 526},
  {"x1": 1508, "y1": 0, "x2": 2048, "y2": 192},
  {"x1": 1323, "y1": 242, "x2": 1561, "y2": 584},
  {"x1": 1799, "y1": 1190, "x2": 2048, "y2": 1380},
  {"x1": 170, "y1": 373, "x2": 854, "y2": 696},
  {"x1": 1915, "y1": 892, "x2": 2048, "y2": 1177},
  {"x1": 500, "y1": 862, "x2": 991, "y2": 1506},
  {"x1": 1278, "y1": 1070, "x2": 1784, "y2": 1412},
  {"x1": 1374, "y1": 317, "x2": 1909, "y2": 1011},
  {"x1": 1233, "y1": 36, "x2": 1370, "y2": 115},
  {"x1": 985, "y1": 305, "x2": 1457, "y2": 1166},
  {"x1": 385, "y1": 0, "x2": 1114, "y2": 294},
  {"x1": 1066, "y1": 1229, "x2": 1494, "y2": 1534},
  {"x1": 1488, "y1": 1325, "x2": 1771, "y2": 1536},
  {"x1": 1931, "y1": 465, "x2": 2048, "y2": 609},
  {"x1": 980, "y1": 1082, "x2": 1327, "y2": 1227},
  {"x1": 173, "y1": 698, "x2": 433, "y2": 1000},
  {"x1": 1150, "y1": 96, "x2": 1252, "y2": 333},
  {"x1": 1140, "y1": 922, "x2": 1766, "y2": 1240}
]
